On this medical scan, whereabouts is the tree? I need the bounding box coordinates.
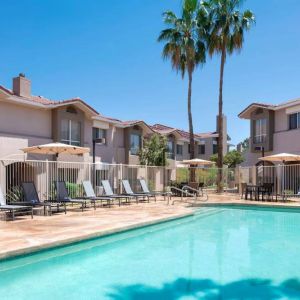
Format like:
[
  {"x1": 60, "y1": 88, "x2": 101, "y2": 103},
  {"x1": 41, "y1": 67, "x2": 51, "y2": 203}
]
[
  {"x1": 224, "y1": 150, "x2": 244, "y2": 168},
  {"x1": 158, "y1": 0, "x2": 207, "y2": 181},
  {"x1": 206, "y1": 0, "x2": 255, "y2": 192},
  {"x1": 210, "y1": 150, "x2": 244, "y2": 168},
  {"x1": 241, "y1": 137, "x2": 249, "y2": 153},
  {"x1": 139, "y1": 134, "x2": 168, "y2": 166}
]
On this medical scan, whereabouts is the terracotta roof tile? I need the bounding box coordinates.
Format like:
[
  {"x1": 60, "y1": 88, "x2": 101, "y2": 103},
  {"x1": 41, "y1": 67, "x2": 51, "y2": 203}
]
[
  {"x1": 0, "y1": 84, "x2": 98, "y2": 113},
  {"x1": 151, "y1": 123, "x2": 210, "y2": 140}
]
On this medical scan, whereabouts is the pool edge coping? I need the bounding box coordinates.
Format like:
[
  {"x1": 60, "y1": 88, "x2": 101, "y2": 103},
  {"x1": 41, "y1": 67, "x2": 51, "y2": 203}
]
[
  {"x1": 197, "y1": 202, "x2": 300, "y2": 209},
  {"x1": 0, "y1": 210, "x2": 194, "y2": 261}
]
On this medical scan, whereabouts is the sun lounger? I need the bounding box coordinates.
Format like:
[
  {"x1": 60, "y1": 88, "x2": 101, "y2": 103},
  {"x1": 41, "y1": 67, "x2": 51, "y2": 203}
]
[
  {"x1": 53, "y1": 181, "x2": 89, "y2": 212},
  {"x1": 121, "y1": 180, "x2": 150, "y2": 203},
  {"x1": 82, "y1": 180, "x2": 114, "y2": 208},
  {"x1": 101, "y1": 180, "x2": 132, "y2": 206},
  {"x1": 19, "y1": 182, "x2": 66, "y2": 215},
  {"x1": 0, "y1": 186, "x2": 33, "y2": 220},
  {"x1": 139, "y1": 179, "x2": 171, "y2": 201}
]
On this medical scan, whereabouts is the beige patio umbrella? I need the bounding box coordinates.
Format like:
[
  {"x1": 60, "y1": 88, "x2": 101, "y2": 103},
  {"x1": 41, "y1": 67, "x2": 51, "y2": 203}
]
[
  {"x1": 181, "y1": 158, "x2": 214, "y2": 166},
  {"x1": 258, "y1": 153, "x2": 300, "y2": 164},
  {"x1": 181, "y1": 158, "x2": 214, "y2": 183},
  {"x1": 22, "y1": 143, "x2": 90, "y2": 201},
  {"x1": 22, "y1": 142, "x2": 90, "y2": 157}
]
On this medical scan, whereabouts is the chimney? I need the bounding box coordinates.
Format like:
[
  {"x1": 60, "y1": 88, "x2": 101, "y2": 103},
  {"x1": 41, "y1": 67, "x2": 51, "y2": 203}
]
[{"x1": 13, "y1": 73, "x2": 31, "y2": 98}]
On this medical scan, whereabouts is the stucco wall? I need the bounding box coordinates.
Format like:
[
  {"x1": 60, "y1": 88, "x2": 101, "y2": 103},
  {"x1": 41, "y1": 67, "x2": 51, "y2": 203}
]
[
  {"x1": 0, "y1": 133, "x2": 52, "y2": 159},
  {"x1": 273, "y1": 129, "x2": 300, "y2": 154},
  {"x1": 0, "y1": 101, "x2": 51, "y2": 139},
  {"x1": 274, "y1": 109, "x2": 288, "y2": 132}
]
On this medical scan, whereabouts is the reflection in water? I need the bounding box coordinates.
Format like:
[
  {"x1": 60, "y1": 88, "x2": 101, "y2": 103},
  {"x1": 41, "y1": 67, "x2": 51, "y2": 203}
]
[{"x1": 107, "y1": 277, "x2": 300, "y2": 299}]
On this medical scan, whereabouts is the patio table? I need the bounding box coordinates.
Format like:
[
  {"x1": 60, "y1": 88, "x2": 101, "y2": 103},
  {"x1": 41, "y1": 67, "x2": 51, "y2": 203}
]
[{"x1": 245, "y1": 185, "x2": 261, "y2": 201}]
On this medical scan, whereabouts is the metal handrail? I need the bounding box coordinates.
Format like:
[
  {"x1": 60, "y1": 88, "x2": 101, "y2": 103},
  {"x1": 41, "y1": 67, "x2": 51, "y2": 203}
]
[
  {"x1": 182, "y1": 185, "x2": 209, "y2": 202},
  {"x1": 169, "y1": 186, "x2": 197, "y2": 205}
]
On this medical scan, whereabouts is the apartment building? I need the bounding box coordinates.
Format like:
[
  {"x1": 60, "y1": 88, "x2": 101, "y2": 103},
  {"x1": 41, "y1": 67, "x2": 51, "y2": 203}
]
[
  {"x1": 0, "y1": 74, "x2": 229, "y2": 165},
  {"x1": 151, "y1": 120, "x2": 229, "y2": 165},
  {"x1": 239, "y1": 98, "x2": 300, "y2": 166}
]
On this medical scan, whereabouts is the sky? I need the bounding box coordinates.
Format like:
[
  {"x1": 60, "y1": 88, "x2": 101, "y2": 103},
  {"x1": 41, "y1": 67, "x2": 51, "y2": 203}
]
[{"x1": 0, "y1": 0, "x2": 300, "y2": 146}]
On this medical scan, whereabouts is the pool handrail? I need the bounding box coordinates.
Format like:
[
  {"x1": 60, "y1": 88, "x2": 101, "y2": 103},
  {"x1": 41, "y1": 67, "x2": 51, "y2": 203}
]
[{"x1": 182, "y1": 185, "x2": 208, "y2": 201}]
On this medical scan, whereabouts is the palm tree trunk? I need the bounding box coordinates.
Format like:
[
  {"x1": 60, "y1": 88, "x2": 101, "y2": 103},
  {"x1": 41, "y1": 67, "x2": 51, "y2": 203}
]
[
  {"x1": 187, "y1": 70, "x2": 195, "y2": 182},
  {"x1": 217, "y1": 45, "x2": 226, "y2": 193}
]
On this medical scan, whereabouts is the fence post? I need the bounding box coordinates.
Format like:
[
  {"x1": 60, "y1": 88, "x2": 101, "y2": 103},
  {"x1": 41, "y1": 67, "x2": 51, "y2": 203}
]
[
  {"x1": 119, "y1": 163, "x2": 123, "y2": 194},
  {"x1": 46, "y1": 159, "x2": 49, "y2": 201},
  {"x1": 145, "y1": 164, "x2": 148, "y2": 183}
]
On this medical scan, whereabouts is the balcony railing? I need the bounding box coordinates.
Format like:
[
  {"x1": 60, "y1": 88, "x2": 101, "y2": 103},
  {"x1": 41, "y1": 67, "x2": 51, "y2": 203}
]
[{"x1": 253, "y1": 134, "x2": 267, "y2": 144}]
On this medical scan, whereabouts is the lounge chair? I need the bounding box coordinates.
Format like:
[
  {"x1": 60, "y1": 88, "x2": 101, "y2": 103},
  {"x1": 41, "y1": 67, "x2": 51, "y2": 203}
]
[
  {"x1": 101, "y1": 180, "x2": 132, "y2": 206},
  {"x1": 82, "y1": 180, "x2": 114, "y2": 208},
  {"x1": 121, "y1": 180, "x2": 150, "y2": 203},
  {"x1": 53, "y1": 181, "x2": 89, "y2": 212},
  {"x1": 20, "y1": 182, "x2": 66, "y2": 215},
  {"x1": 139, "y1": 179, "x2": 171, "y2": 201},
  {"x1": 0, "y1": 186, "x2": 33, "y2": 220}
]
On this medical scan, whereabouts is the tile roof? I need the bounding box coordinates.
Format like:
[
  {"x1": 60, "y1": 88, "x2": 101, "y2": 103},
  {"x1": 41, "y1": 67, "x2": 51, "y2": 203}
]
[
  {"x1": 0, "y1": 85, "x2": 98, "y2": 114},
  {"x1": 0, "y1": 83, "x2": 218, "y2": 136},
  {"x1": 151, "y1": 123, "x2": 216, "y2": 140},
  {"x1": 239, "y1": 98, "x2": 300, "y2": 118}
]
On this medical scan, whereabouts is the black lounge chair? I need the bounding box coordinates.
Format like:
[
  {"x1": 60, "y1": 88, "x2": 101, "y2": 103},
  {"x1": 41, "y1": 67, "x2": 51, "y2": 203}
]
[
  {"x1": 121, "y1": 180, "x2": 150, "y2": 203},
  {"x1": 82, "y1": 180, "x2": 114, "y2": 208},
  {"x1": 139, "y1": 179, "x2": 170, "y2": 201},
  {"x1": 0, "y1": 186, "x2": 33, "y2": 220},
  {"x1": 101, "y1": 180, "x2": 132, "y2": 206},
  {"x1": 20, "y1": 182, "x2": 66, "y2": 215},
  {"x1": 53, "y1": 181, "x2": 89, "y2": 212}
]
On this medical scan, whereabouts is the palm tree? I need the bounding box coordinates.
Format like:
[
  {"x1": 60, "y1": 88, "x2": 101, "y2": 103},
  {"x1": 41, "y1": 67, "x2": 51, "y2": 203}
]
[
  {"x1": 207, "y1": 0, "x2": 255, "y2": 192},
  {"x1": 158, "y1": 0, "x2": 206, "y2": 181}
]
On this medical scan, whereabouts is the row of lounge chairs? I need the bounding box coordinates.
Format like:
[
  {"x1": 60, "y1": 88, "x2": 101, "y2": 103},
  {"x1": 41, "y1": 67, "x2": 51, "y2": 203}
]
[{"x1": 0, "y1": 179, "x2": 169, "y2": 220}]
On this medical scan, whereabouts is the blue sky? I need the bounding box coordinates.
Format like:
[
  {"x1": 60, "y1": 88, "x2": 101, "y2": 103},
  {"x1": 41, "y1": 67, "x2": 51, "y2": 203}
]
[{"x1": 1, "y1": 0, "x2": 300, "y2": 146}]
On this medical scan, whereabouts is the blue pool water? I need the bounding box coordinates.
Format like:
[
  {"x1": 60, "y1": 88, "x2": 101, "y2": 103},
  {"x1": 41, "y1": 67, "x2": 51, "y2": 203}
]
[{"x1": 1, "y1": 206, "x2": 300, "y2": 299}]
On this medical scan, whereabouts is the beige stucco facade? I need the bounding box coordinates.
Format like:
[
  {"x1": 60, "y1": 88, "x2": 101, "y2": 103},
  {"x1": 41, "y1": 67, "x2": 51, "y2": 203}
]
[
  {"x1": 0, "y1": 75, "x2": 229, "y2": 166},
  {"x1": 239, "y1": 99, "x2": 300, "y2": 166}
]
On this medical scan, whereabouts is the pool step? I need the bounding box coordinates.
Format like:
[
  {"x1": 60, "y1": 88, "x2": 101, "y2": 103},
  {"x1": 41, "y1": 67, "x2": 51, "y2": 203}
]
[{"x1": 194, "y1": 207, "x2": 225, "y2": 219}]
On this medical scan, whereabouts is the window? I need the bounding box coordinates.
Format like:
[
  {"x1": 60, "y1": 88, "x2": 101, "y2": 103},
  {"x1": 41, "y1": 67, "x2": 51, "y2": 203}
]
[
  {"x1": 213, "y1": 140, "x2": 218, "y2": 154},
  {"x1": 198, "y1": 143, "x2": 205, "y2": 155},
  {"x1": 93, "y1": 127, "x2": 107, "y2": 143},
  {"x1": 253, "y1": 118, "x2": 267, "y2": 144},
  {"x1": 289, "y1": 113, "x2": 300, "y2": 130},
  {"x1": 130, "y1": 133, "x2": 141, "y2": 155},
  {"x1": 188, "y1": 144, "x2": 191, "y2": 154},
  {"x1": 176, "y1": 144, "x2": 183, "y2": 155},
  {"x1": 167, "y1": 140, "x2": 175, "y2": 159},
  {"x1": 61, "y1": 119, "x2": 81, "y2": 146}
]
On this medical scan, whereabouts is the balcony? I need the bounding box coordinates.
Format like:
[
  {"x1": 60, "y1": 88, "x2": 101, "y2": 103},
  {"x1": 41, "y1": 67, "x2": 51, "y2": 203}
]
[
  {"x1": 167, "y1": 152, "x2": 175, "y2": 160},
  {"x1": 253, "y1": 135, "x2": 267, "y2": 144}
]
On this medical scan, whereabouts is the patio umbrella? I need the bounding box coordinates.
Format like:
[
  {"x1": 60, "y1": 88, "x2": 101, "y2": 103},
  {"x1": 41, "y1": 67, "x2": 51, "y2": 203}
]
[
  {"x1": 22, "y1": 142, "x2": 90, "y2": 157},
  {"x1": 258, "y1": 153, "x2": 300, "y2": 163},
  {"x1": 181, "y1": 158, "x2": 214, "y2": 184},
  {"x1": 21, "y1": 143, "x2": 90, "y2": 201},
  {"x1": 181, "y1": 158, "x2": 214, "y2": 166}
]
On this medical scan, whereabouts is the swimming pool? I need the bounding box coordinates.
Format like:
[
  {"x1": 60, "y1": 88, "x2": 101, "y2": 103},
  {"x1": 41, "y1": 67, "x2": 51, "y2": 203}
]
[{"x1": 1, "y1": 206, "x2": 300, "y2": 299}]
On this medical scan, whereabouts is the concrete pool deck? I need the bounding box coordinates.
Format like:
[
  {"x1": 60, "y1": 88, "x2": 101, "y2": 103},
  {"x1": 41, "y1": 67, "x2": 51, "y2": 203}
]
[
  {"x1": 0, "y1": 201, "x2": 194, "y2": 260},
  {"x1": 1, "y1": 194, "x2": 300, "y2": 260}
]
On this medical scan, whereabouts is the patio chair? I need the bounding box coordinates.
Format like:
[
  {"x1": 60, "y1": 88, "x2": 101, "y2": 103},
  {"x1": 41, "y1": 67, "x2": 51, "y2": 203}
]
[
  {"x1": 139, "y1": 179, "x2": 170, "y2": 201},
  {"x1": 101, "y1": 180, "x2": 132, "y2": 206},
  {"x1": 82, "y1": 180, "x2": 114, "y2": 208},
  {"x1": 20, "y1": 182, "x2": 66, "y2": 215},
  {"x1": 0, "y1": 186, "x2": 33, "y2": 220},
  {"x1": 260, "y1": 183, "x2": 274, "y2": 201},
  {"x1": 53, "y1": 181, "x2": 89, "y2": 212},
  {"x1": 121, "y1": 180, "x2": 150, "y2": 203}
]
